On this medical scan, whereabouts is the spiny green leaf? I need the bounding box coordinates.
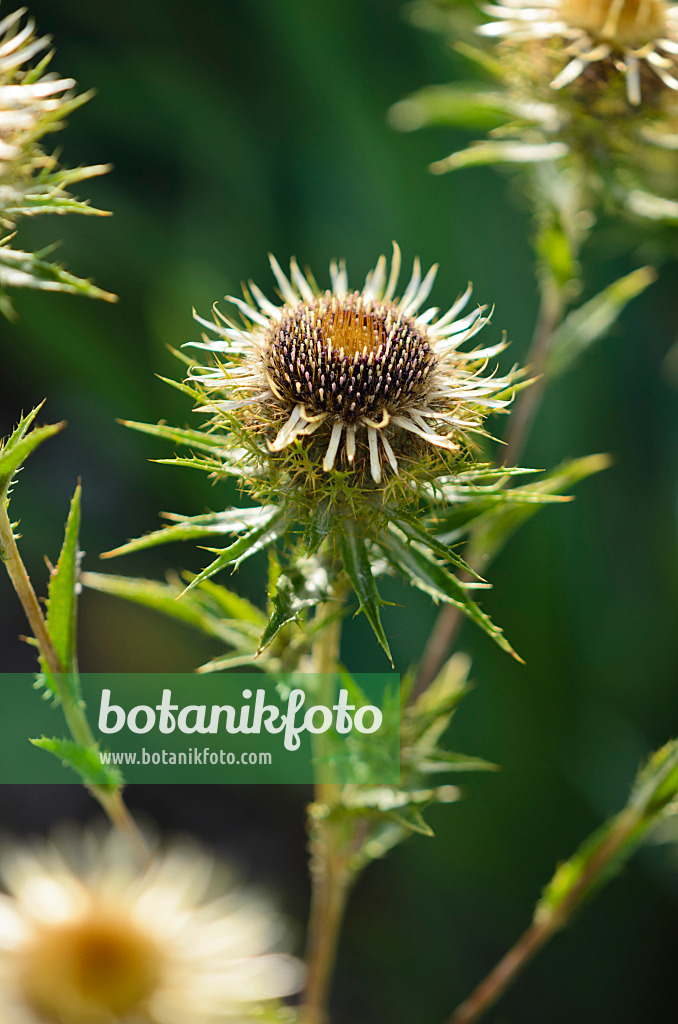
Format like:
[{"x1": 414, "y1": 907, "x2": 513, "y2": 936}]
[
  {"x1": 0, "y1": 245, "x2": 116, "y2": 312},
  {"x1": 2, "y1": 403, "x2": 46, "y2": 450},
  {"x1": 3, "y1": 197, "x2": 106, "y2": 217},
  {"x1": 258, "y1": 560, "x2": 331, "y2": 652},
  {"x1": 381, "y1": 532, "x2": 521, "y2": 662},
  {"x1": 0, "y1": 416, "x2": 64, "y2": 499},
  {"x1": 31, "y1": 736, "x2": 122, "y2": 788},
  {"x1": 465, "y1": 453, "x2": 611, "y2": 565},
  {"x1": 40, "y1": 486, "x2": 82, "y2": 698},
  {"x1": 259, "y1": 574, "x2": 307, "y2": 652},
  {"x1": 155, "y1": 374, "x2": 205, "y2": 400},
  {"x1": 547, "y1": 267, "x2": 657, "y2": 379},
  {"x1": 197, "y1": 653, "x2": 260, "y2": 674},
  {"x1": 101, "y1": 507, "x2": 273, "y2": 558},
  {"x1": 152, "y1": 454, "x2": 231, "y2": 474},
  {"x1": 338, "y1": 526, "x2": 392, "y2": 664},
  {"x1": 394, "y1": 514, "x2": 480, "y2": 578},
  {"x1": 537, "y1": 740, "x2": 678, "y2": 927},
  {"x1": 81, "y1": 571, "x2": 259, "y2": 649},
  {"x1": 182, "y1": 509, "x2": 285, "y2": 594},
  {"x1": 120, "y1": 419, "x2": 232, "y2": 454},
  {"x1": 191, "y1": 576, "x2": 265, "y2": 627}
]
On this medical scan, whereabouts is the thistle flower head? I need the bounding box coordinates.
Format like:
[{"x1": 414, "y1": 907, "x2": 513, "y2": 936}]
[
  {"x1": 480, "y1": 0, "x2": 678, "y2": 104},
  {"x1": 0, "y1": 831, "x2": 301, "y2": 1023},
  {"x1": 189, "y1": 245, "x2": 513, "y2": 502}
]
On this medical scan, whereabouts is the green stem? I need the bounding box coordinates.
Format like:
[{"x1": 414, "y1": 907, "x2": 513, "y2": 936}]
[
  {"x1": 0, "y1": 500, "x2": 146, "y2": 854},
  {"x1": 301, "y1": 599, "x2": 351, "y2": 1024}
]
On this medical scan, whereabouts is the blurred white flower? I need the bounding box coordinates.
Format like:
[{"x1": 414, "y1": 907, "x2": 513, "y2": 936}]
[{"x1": 0, "y1": 831, "x2": 302, "y2": 1023}]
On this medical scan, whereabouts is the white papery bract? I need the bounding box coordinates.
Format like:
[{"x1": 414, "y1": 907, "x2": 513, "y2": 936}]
[
  {"x1": 190, "y1": 245, "x2": 513, "y2": 487},
  {"x1": 0, "y1": 831, "x2": 302, "y2": 1023},
  {"x1": 480, "y1": 0, "x2": 678, "y2": 105}
]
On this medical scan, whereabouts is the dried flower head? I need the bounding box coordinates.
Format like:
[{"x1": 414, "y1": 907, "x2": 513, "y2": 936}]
[
  {"x1": 0, "y1": 831, "x2": 302, "y2": 1023},
  {"x1": 189, "y1": 245, "x2": 513, "y2": 498},
  {"x1": 480, "y1": 0, "x2": 678, "y2": 104}
]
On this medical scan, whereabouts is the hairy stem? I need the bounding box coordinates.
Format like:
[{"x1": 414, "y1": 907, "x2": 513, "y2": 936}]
[
  {"x1": 446, "y1": 807, "x2": 641, "y2": 1024},
  {"x1": 413, "y1": 274, "x2": 565, "y2": 696},
  {"x1": 301, "y1": 600, "x2": 349, "y2": 1024},
  {"x1": 0, "y1": 500, "x2": 145, "y2": 852}
]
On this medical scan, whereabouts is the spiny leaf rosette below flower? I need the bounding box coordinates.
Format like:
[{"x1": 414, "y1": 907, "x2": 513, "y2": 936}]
[
  {"x1": 189, "y1": 246, "x2": 514, "y2": 511},
  {"x1": 480, "y1": 0, "x2": 678, "y2": 106}
]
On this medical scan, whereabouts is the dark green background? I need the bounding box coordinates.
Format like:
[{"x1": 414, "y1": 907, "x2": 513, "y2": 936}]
[{"x1": 2, "y1": 1, "x2": 678, "y2": 1021}]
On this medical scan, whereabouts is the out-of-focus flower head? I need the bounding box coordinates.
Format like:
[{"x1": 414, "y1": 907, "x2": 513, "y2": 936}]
[
  {"x1": 0, "y1": 5, "x2": 114, "y2": 313},
  {"x1": 391, "y1": 0, "x2": 678, "y2": 227},
  {"x1": 480, "y1": 0, "x2": 678, "y2": 106},
  {"x1": 0, "y1": 829, "x2": 302, "y2": 1023}
]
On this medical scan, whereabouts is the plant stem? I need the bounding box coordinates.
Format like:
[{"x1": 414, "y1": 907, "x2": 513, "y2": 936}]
[
  {"x1": 413, "y1": 274, "x2": 565, "y2": 697},
  {"x1": 446, "y1": 807, "x2": 641, "y2": 1024},
  {"x1": 0, "y1": 502, "x2": 64, "y2": 683},
  {"x1": 502, "y1": 273, "x2": 564, "y2": 468},
  {"x1": 0, "y1": 501, "x2": 146, "y2": 853},
  {"x1": 301, "y1": 599, "x2": 350, "y2": 1024}
]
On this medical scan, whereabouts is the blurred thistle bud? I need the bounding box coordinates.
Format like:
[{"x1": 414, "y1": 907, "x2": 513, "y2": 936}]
[
  {"x1": 0, "y1": 5, "x2": 115, "y2": 314},
  {"x1": 394, "y1": 0, "x2": 678, "y2": 226},
  {"x1": 479, "y1": 0, "x2": 678, "y2": 106}
]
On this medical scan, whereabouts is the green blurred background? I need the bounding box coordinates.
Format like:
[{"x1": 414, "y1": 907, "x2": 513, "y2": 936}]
[{"x1": 2, "y1": 0, "x2": 678, "y2": 1021}]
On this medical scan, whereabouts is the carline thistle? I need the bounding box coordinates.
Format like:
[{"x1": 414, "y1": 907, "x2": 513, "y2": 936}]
[{"x1": 189, "y1": 244, "x2": 515, "y2": 497}]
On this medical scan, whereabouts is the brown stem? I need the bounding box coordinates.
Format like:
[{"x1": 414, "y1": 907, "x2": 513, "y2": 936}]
[
  {"x1": 301, "y1": 601, "x2": 347, "y2": 1024},
  {"x1": 302, "y1": 838, "x2": 352, "y2": 1024},
  {"x1": 0, "y1": 500, "x2": 65, "y2": 681},
  {"x1": 502, "y1": 275, "x2": 563, "y2": 468},
  {"x1": 413, "y1": 276, "x2": 565, "y2": 697},
  {"x1": 447, "y1": 808, "x2": 639, "y2": 1024}
]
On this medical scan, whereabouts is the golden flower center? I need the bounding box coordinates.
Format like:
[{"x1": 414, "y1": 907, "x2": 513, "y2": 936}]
[
  {"x1": 316, "y1": 303, "x2": 385, "y2": 357},
  {"x1": 17, "y1": 909, "x2": 163, "y2": 1022},
  {"x1": 267, "y1": 294, "x2": 435, "y2": 424},
  {"x1": 560, "y1": 0, "x2": 667, "y2": 45}
]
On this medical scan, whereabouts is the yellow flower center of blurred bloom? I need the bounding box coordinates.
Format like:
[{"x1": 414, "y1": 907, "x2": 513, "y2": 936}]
[
  {"x1": 17, "y1": 908, "x2": 163, "y2": 1022},
  {"x1": 560, "y1": 0, "x2": 666, "y2": 46}
]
